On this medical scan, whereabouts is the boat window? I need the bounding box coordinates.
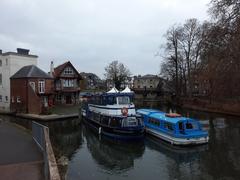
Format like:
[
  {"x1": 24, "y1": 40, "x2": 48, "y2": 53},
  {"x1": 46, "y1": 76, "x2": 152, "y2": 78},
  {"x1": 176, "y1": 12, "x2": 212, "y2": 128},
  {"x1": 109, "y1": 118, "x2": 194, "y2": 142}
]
[
  {"x1": 122, "y1": 117, "x2": 137, "y2": 127},
  {"x1": 148, "y1": 118, "x2": 160, "y2": 127},
  {"x1": 186, "y1": 122, "x2": 198, "y2": 130},
  {"x1": 137, "y1": 117, "x2": 143, "y2": 126},
  {"x1": 179, "y1": 122, "x2": 184, "y2": 130},
  {"x1": 102, "y1": 97, "x2": 107, "y2": 105},
  {"x1": 101, "y1": 116, "x2": 109, "y2": 125},
  {"x1": 117, "y1": 96, "x2": 130, "y2": 105},
  {"x1": 164, "y1": 122, "x2": 174, "y2": 131},
  {"x1": 109, "y1": 118, "x2": 121, "y2": 127},
  {"x1": 107, "y1": 96, "x2": 117, "y2": 105}
]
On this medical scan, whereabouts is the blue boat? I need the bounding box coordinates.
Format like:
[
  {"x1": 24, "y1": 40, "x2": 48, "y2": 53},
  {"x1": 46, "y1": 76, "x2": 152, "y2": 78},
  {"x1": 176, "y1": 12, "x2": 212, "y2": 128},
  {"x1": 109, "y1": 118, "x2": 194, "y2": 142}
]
[
  {"x1": 81, "y1": 87, "x2": 145, "y2": 141},
  {"x1": 137, "y1": 109, "x2": 209, "y2": 145}
]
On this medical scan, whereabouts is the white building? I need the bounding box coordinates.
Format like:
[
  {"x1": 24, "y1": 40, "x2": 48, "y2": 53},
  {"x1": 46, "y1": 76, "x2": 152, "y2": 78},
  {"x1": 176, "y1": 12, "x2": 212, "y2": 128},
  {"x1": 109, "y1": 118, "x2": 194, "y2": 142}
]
[{"x1": 0, "y1": 48, "x2": 38, "y2": 112}]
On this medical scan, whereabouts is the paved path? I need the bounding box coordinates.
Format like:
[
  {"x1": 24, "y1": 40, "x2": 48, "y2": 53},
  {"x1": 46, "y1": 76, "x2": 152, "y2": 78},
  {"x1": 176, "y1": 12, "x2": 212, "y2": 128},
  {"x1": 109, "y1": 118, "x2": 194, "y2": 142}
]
[{"x1": 0, "y1": 120, "x2": 44, "y2": 180}]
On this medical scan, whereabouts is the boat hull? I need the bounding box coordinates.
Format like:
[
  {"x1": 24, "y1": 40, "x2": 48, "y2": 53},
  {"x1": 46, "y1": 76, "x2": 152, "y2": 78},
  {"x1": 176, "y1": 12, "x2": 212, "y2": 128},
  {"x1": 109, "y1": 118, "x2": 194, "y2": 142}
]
[
  {"x1": 83, "y1": 116, "x2": 145, "y2": 141},
  {"x1": 146, "y1": 128, "x2": 209, "y2": 146}
]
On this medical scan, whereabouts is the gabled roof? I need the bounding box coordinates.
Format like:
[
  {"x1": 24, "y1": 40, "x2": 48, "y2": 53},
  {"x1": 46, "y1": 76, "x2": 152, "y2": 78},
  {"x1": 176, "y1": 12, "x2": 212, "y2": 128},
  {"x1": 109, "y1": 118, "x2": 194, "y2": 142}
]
[
  {"x1": 11, "y1": 65, "x2": 52, "y2": 79},
  {"x1": 53, "y1": 61, "x2": 81, "y2": 79}
]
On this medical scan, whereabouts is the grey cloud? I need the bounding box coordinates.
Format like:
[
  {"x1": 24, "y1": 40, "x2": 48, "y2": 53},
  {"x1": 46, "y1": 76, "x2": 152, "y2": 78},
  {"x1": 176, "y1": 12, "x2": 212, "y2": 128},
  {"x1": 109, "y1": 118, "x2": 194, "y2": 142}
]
[{"x1": 0, "y1": 0, "x2": 210, "y2": 78}]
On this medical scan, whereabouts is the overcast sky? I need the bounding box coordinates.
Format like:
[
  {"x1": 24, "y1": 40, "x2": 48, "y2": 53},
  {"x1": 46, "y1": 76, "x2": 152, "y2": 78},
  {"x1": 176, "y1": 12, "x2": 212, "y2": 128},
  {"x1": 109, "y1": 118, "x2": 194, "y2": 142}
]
[{"x1": 0, "y1": 0, "x2": 210, "y2": 78}]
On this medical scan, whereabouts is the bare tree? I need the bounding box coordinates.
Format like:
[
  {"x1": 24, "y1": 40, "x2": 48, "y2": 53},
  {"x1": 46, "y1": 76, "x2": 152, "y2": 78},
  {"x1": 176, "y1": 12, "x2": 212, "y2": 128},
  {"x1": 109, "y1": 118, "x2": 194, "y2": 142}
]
[
  {"x1": 179, "y1": 18, "x2": 202, "y2": 97},
  {"x1": 210, "y1": 0, "x2": 240, "y2": 27},
  {"x1": 104, "y1": 61, "x2": 131, "y2": 90},
  {"x1": 161, "y1": 19, "x2": 203, "y2": 97}
]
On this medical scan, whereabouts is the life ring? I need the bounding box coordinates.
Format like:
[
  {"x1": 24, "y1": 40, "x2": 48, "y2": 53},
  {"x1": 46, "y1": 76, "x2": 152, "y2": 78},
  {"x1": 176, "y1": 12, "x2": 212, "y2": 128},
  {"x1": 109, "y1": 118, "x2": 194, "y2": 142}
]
[
  {"x1": 165, "y1": 113, "x2": 181, "y2": 118},
  {"x1": 121, "y1": 107, "x2": 128, "y2": 116}
]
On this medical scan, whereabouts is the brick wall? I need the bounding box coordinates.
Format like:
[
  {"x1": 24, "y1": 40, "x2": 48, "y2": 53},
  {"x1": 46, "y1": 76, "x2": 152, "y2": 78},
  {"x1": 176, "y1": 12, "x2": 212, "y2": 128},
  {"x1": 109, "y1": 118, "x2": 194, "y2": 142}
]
[
  {"x1": 10, "y1": 79, "x2": 28, "y2": 113},
  {"x1": 27, "y1": 79, "x2": 41, "y2": 114},
  {"x1": 11, "y1": 78, "x2": 54, "y2": 114}
]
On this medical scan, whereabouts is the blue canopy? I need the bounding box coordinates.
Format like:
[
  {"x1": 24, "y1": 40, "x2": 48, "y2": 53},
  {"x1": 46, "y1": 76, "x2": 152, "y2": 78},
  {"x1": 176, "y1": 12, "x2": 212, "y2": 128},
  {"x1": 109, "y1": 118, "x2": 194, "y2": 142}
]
[{"x1": 137, "y1": 109, "x2": 190, "y2": 124}]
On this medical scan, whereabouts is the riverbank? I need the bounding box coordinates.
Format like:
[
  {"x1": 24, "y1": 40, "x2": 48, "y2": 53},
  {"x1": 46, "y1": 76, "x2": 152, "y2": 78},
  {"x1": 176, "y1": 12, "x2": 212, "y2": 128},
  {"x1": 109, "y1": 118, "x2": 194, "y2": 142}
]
[
  {"x1": 181, "y1": 98, "x2": 240, "y2": 117},
  {"x1": 0, "y1": 105, "x2": 80, "y2": 121}
]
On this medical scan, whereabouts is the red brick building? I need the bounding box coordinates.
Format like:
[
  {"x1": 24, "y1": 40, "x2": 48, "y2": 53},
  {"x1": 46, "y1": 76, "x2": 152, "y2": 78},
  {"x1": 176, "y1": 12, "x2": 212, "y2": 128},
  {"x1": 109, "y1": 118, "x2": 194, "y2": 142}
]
[
  {"x1": 10, "y1": 65, "x2": 54, "y2": 114},
  {"x1": 51, "y1": 61, "x2": 82, "y2": 105}
]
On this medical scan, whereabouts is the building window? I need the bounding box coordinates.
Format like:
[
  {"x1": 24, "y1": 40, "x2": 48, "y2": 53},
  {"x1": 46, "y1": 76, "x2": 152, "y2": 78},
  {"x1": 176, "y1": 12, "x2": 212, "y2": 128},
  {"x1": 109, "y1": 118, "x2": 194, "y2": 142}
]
[
  {"x1": 17, "y1": 96, "x2": 21, "y2": 103},
  {"x1": 63, "y1": 79, "x2": 74, "y2": 87},
  {"x1": 64, "y1": 67, "x2": 73, "y2": 75},
  {"x1": 5, "y1": 96, "x2": 8, "y2": 102},
  {"x1": 56, "y1": 94, "x2": 61, "y2": 101},
  {"x1": 0, "y1": 95, "x2": 2, "y2": 102},
  {"x1": 29, "y1": 82, "x2": 36, "y2": 92},
  {"x1": 38, "y1": 80, "x2": 45, "y2": 93},
  {"x1": 11, "y1": 96, "x2": 14, "y2": 103},
  {"x1": 0, "y1": 60, "x2": 2, "y2": 66},
  {"x1": 0, "y1": 74, "x2": 2, "y2": 86},
  {"x1": 5, "y1": 59, "x2": 8, "y2": 66}
]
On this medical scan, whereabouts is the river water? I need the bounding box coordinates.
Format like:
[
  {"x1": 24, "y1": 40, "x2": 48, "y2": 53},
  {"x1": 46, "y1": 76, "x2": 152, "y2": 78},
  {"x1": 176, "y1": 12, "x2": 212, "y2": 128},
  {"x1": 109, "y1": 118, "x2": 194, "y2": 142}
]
[
  {"x1": 1, "y1": 107, "x2": 240, "y2": 180},
  {"x1": 45, "y1": 107, "x2": 240, "y2": 180}
]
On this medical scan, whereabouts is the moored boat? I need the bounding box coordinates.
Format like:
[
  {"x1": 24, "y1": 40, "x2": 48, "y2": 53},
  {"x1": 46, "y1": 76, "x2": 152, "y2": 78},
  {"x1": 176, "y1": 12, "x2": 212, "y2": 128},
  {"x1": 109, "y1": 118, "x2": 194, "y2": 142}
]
[
  {"x1": 137, "y1": 109, "x2": 209, "y2": 145},
  {"x1": 81, "y1": 87, "x2": 144, "y2": 140}
]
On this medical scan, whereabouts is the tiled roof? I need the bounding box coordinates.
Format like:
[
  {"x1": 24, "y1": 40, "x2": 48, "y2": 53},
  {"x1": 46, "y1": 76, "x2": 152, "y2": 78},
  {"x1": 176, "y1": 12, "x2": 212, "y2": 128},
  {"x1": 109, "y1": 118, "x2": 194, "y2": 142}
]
[
  {"x1": 53, "y1": 61, "x2": 69, "y2": 77},
  {"x1": 11, "y1": 65, "x2": 52, "y2": 79},
  {"x1": 53, "y1": 61, "x2": 82, "y2": 79}
]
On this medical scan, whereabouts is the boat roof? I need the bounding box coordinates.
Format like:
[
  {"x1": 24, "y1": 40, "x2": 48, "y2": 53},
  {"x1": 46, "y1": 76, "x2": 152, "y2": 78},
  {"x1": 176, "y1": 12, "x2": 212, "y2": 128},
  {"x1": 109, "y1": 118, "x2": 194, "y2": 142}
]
[
  {"x1": 137, "y1": 109, "x2": 164, "y2": 115},
  {"x1": 121, "y1": 86, "x2": 133, "y2": 94},
  {"x1": 137, "y1": 109, "x2": 192, "y2": 124},
  {"x1": 107, "y1": 87, "x2": 119, "y2": 93}
]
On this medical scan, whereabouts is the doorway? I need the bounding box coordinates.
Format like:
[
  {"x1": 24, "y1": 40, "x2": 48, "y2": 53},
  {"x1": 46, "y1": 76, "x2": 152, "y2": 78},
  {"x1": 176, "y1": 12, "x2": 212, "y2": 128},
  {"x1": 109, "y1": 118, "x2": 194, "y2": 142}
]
[{"x1": 66, "y1": 95, "x2": 72, "y2": 104}]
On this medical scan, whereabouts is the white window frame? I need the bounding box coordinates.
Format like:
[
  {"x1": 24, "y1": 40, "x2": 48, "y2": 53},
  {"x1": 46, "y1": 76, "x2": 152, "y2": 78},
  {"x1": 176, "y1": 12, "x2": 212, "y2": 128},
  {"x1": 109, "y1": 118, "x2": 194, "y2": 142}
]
[
  {"x1": 64, "y1": 67, "x2": 73, "y2": 75},
  {"x1": 17, "y1": 96, "x2": 21, "y2": 103},
  {"x1": 38, "y1": 80, "x2": 45, "y2": 93},
  {"x1": 29, "y1": 82, "x2": 36, "y2": 92},
  {"x1": 63, "y1": 79, "x2": 74, "y2": 87}
]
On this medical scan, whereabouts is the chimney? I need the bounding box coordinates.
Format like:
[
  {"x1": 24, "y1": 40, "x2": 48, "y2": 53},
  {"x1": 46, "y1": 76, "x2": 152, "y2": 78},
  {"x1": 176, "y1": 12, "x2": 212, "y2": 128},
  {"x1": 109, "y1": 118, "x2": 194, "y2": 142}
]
[
  {"x1": 50, "y1": 61, "x2": 54, "y2": 76},
  {"x1": 17, "y1": 48, "x2": 29, "y2": 55}
]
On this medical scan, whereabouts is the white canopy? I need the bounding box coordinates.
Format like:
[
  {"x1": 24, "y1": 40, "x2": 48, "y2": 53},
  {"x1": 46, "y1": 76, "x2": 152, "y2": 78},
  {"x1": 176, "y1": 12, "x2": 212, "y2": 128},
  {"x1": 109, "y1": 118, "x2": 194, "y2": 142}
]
[
  {"x1": 121, "y1": 86, "x2": 133, "y2": 93},
  {"x1": 107, "y1": 87, "x2": 119, "y2": 93}
]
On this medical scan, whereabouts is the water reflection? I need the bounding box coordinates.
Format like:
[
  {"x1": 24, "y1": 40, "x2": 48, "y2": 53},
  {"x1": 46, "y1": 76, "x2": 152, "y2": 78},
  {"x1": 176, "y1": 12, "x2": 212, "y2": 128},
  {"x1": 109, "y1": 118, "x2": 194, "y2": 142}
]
[
  {"x1": 146, "y1": 136, "x2": 208, "y2": 163},
  {"x1": 83, "y1": 126, "x2": 145, "y2": 173},
  {"x1": 45, "y1": 119, "x2": 83, "y2": 160}
]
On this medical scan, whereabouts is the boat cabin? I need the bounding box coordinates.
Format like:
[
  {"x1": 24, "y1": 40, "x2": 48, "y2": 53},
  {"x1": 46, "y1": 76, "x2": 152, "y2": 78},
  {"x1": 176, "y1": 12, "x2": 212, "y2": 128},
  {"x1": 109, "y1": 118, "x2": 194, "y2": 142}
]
[
  {"x1": 137, "y1": 109, "x2": 207, "y2": 138},
  {"x1": 88, "y1": 93, "x2": 134, "y2": 106}
]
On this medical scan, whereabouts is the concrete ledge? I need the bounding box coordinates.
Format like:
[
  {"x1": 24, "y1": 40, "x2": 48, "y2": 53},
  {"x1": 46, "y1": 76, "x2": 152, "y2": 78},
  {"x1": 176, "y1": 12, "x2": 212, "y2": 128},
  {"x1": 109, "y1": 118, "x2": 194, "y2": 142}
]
[
  {"x1": 43, "y1": 128, "x2": 60, "y2": 180},
  {"x1": 16, "y1": 113, "x2": 78, "y2": 121}
]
